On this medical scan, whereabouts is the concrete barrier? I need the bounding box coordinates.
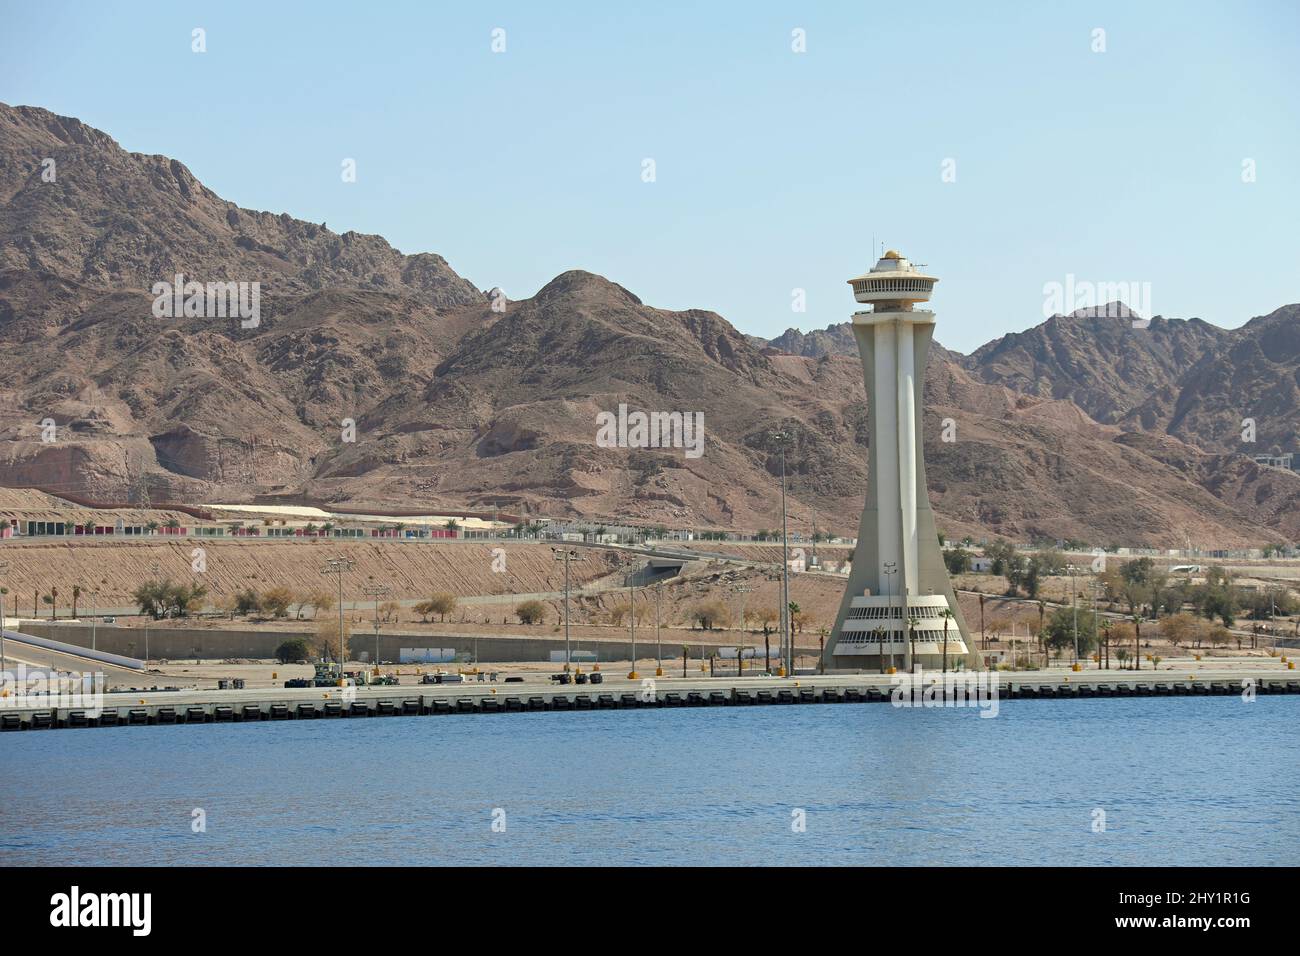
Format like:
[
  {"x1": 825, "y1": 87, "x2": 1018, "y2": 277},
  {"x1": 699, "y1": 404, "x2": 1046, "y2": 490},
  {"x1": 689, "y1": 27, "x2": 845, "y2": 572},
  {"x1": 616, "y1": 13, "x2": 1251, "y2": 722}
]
[
  {"x1": 16, "y1": 620, "x2": 802, "y2": 665},
  {"x1": 4, "y1": 669, "x2": 1297, "y2": 731},
  {"x1": 2, "y1": 628, "x2": 143, "y2": 670}
]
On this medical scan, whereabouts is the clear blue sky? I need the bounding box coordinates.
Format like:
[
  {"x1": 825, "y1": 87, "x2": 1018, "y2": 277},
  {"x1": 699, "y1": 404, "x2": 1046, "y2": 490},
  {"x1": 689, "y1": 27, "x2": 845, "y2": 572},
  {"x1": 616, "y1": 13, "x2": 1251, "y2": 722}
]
[{"x1": 2, "y1": 0, "x2": 1297, "y2": 352}]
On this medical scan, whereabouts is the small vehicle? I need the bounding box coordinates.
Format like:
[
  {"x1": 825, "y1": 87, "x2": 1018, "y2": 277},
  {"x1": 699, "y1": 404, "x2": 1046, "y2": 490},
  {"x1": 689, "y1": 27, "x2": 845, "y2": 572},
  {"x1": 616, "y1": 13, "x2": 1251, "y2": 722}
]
[{"x1": 311, "y1": 663, "x2": 345, "y2": 687}]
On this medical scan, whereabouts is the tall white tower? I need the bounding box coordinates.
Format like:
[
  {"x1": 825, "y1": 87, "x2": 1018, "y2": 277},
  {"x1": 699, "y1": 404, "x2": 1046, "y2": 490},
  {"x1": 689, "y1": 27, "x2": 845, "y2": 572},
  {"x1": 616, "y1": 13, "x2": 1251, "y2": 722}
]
[{"x1": 824, "y1": 251, "x2": 977, "y2": 670}]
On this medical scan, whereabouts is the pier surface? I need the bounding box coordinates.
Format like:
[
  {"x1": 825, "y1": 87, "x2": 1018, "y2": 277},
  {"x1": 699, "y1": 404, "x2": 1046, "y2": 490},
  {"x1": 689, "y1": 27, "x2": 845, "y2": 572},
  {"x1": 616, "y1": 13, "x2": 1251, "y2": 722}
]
[{"x1": 3, "y1": 667, "x2": 1297, "y2": 730}]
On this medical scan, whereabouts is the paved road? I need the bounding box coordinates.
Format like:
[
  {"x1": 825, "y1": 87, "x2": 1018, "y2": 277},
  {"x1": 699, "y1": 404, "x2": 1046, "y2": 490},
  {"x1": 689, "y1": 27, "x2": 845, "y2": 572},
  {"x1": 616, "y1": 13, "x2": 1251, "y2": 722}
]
[{"x1": 0, "y1": 632, "x2": 143, "y2": 681}]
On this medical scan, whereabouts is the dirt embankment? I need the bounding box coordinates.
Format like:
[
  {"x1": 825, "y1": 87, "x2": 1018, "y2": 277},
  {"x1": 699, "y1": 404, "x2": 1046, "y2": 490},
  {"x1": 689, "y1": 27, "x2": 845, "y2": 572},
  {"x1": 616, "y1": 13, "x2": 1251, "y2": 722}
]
[{"x1": 0, "y1": 538, "x2": 621, "y2": 611}]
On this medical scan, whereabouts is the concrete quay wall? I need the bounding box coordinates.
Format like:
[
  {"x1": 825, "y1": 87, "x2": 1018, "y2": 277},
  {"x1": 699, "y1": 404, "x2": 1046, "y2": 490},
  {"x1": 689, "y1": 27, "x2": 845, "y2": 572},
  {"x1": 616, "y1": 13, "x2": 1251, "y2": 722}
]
[{"x1": 4, "y1": 669, "x2": 1297, "y2": 730}]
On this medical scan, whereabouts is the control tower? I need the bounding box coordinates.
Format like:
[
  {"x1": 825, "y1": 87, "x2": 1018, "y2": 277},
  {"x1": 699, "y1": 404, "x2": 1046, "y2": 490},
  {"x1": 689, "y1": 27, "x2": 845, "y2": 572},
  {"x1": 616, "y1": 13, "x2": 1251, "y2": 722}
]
[{"x1": 824, "y1": 251, "x2": 977, "y2": 671}]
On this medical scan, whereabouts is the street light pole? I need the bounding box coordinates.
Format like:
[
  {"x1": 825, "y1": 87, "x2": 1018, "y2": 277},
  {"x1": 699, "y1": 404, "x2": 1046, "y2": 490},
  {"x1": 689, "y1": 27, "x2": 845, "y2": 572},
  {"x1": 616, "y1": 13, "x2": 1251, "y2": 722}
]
[
  {"x1": 552, "y1": 548, "x2": 585, "y2": 672},
  {"x1": 883, "y1": 562, "x2": 897, "y2": 673},
  {"x1": 770, "y1": 430, "x2": 793, "y2": 676},
  {"x1": 1091, "y1": 580, "x2": 1101, "y2": 669},
  {"x1": 655, "y1": 581, "x2": 664, "y2": 677},
  {"x1": 810, "y1": 504, "x2": 819, "y2": 569},
  {"x1": 1067, "y1": 565, "x2": 1080, "y2": 663},
  {"x1": 320, "y1": 556, "x2": 356, "y2": 684},
  {"x1": 733, "y1": 585, "x2": 754, "y2": 676},
  {"x1": 627, "y1": 564, "x2": 639, "y2": 680},
  {"x1": 782, "y1": 446, "x2": 791, "y2": 675},
  {"x1": 0, "y1": 560, "x2": 9, "y2": 676},
  {"x1": 903, "y1": 586, "x2": 913, "y2": 673},
  {"x1": 362, "y1": 581, "x2": 391, "y2": 673}
]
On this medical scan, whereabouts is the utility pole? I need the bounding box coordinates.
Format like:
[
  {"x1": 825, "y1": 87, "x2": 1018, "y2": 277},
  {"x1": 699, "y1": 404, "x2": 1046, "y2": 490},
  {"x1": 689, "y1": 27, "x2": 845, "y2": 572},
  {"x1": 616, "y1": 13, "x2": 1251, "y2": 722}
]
[
  {"x1": 362, "y1": 581, "x2": 391, "y2": 673},
  {"x1": 551, "y1": 548, "x2": 584, "y2": 672},
  {"x1": 320, "y1": 556, "x2": 355, "y2": 684}
]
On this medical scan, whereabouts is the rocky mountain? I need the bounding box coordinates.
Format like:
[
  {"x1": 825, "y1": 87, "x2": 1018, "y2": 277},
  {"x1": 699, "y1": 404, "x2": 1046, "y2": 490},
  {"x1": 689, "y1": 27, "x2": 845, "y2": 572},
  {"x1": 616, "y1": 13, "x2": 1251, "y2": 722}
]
[
  {"x1": 963, "y1": 307, "x2": 1229, "y2": 425},
  {"x1": 1118, "y1": 305, "x2": 1300, "y2": 455},
  {"x1": 766, "y1": 323, "x2": 857, "y2": 359},
  {"x1": 766, "y1": 304, "x2": 1299, "y2": 466},
  {"x1": 1, "y1": 102, "x2": 1297, "y2": 547},
  {"x1": 0, "y1": 104, "x2": 483, "y2": 306}
]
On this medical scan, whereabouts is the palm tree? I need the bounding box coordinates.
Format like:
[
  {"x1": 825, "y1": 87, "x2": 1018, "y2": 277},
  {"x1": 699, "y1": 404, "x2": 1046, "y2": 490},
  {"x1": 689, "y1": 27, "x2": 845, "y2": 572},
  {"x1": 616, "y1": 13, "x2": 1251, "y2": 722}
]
[
  {"x1": 978, "y1": 593, "x2": 987, "y2": 648},
  {"x1": 71, "y1": 584, "x2": 81, "y2": 619},
  {"x1": 1131, "y1": 612, "x2": 1142, "y2": 670},
  {"x1": 1100, "y1": 620, "x2": 1113, "y2": 669},
  {"x1": 907, "y1": 613, "x2": 921, "y2": 671},
  {"x1": 681, "y1": 644, "x2": 690, "y2": 678},
  {"x1": 940, "y1": 607, "x2": 954, "y2": 673},
  {"x1": 872, "y1": 624, "x2": 888, "y2": 674}
]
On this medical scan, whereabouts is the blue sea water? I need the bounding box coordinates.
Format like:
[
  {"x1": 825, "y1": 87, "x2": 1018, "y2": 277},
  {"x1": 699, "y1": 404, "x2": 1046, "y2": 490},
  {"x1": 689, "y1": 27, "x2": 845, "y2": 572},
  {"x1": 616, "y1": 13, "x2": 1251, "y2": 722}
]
[{"x1": 1, "y1": 697, "x2": 1296, "y2": 866}]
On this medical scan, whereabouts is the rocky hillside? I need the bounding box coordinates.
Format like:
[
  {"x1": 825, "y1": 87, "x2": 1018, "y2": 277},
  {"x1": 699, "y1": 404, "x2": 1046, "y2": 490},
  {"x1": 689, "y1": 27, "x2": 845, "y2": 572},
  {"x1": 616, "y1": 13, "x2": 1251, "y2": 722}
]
[
  {"x1": 0, "y1": 104, "x2": 483, "y2": 305},
  {"x1": 1, "y1": 102, "x2": 1297, "y2": 548},
  {"x1": 1118, "y1": 305, "x2": 1300, "y2": 455},
  {"x1": 766, "y1": 322, "x2": 857, "y2": 359},
  {"x1": 963, "y1": 308, "x2": 1230, "y2": 425}
]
